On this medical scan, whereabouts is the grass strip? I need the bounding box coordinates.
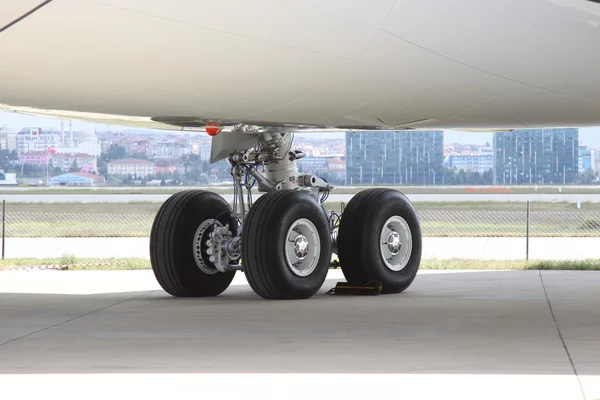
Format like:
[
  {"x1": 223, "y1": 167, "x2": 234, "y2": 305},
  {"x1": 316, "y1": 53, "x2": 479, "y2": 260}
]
[{"x1": 2, "y1": 256, "x2": 600, "y2": 271}]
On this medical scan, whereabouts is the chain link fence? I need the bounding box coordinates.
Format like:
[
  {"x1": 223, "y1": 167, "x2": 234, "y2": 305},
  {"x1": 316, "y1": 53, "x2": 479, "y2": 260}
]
[
  {"x1": 1, "y1": 206, "x2": 600, "y2": 239},
  {"x1": 418, "y1": 210, "x2": 600, "y2": 237},
  {"x1": 3, "y1": 212, "x2": 154, "y2": 238}
]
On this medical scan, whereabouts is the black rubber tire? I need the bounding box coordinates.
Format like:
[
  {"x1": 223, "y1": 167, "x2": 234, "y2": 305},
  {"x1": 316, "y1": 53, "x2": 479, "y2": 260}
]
[
  {"x1": 242, "y1": 190, "x2": 332, "y2": 300},
  {"x1": 337, "y1": 188, "x2": 422, "y2": 294},
  {"x1": 150, "y1": 190, "x2": 237, "y2": 297}
]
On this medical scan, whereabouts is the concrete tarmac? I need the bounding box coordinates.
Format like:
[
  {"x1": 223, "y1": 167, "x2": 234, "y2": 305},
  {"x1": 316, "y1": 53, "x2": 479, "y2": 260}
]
[
  {"x1": 0, "y1": 269, "x2": 599, "y2": 400},
  {"x1": 4, "y1": 236, "x2": 599, "y2": 260}
]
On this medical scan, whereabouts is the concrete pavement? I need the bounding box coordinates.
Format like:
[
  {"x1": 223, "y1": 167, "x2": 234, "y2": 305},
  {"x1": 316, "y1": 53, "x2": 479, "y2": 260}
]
[
  {"x1": 4, "y1": 237, "x2": 599, "y2": 260},
  {"x1": 0, "y1": 269, "x2": 599, "y2": 400}
]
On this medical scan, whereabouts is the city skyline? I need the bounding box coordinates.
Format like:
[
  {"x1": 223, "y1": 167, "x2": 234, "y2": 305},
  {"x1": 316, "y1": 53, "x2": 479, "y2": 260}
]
[
  {"x1": 2, "y1": 116, "x2": 596, "y2": 187},
  {"x1": 346, "y1": 131, "x2": 444, "y2": 185},
  {"x1": 493, "y1": 129, "x2": 579, "y2": 185},
  {"x1": 3, "y1": 110, "x2": 600, "y2": 148}
]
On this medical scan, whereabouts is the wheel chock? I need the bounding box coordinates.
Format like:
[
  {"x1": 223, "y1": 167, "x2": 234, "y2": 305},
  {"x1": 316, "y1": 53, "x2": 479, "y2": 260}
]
[{"x1": 326, "y1": 280, "x2": 382, "y2": 296}]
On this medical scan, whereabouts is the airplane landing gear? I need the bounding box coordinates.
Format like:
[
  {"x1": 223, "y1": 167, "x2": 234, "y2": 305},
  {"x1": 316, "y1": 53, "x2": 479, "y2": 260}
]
[
  {"x1": 242, "y1": 189, "x2": 332, "y2": 299},
  {"x1": 149, "y1": 129, "x2": 422, "y2": 299},
  {"x1": 150, "y1": 190, "x2": 240, "y2": 297},
  {"x1": 337, "y1": 189, "x2": 422, "y2": 294}
]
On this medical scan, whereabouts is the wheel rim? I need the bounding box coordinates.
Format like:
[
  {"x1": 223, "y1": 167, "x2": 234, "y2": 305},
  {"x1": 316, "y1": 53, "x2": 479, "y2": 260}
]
[
  {"x1": 285, "y1": 218, "x2": 321, "y2": 277},
  {"x1": 379, "y1": 216, "x2": 412, "y2": 271},
  {"x1": 193, "y1": 219, "x2": 220, "y2": 275}
]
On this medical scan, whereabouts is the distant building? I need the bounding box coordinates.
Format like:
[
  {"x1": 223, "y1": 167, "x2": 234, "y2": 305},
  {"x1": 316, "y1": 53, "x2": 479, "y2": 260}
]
[
  {"x1": 52, "y1": 141, "x2": 101, "y2": 158},
  {"x1": 16, "y1": 127, "x2": 101, "y2": 157},
  {"x1": 6, "y1": 132, "x2": 17, "y2": 151},
  {"x1": 493, "y1": 128, "x2": 578, "y2": 184},
  {"x1": 297, "y1": 156, "x2": 333, "y2": 173},
  {"x1": 0, "y1": 171, "x2": 18, "y2": 186},
  {"x1": 0, "y1": 129, "x2": 17, "y2": 152},
  {"x1": 51, "y1": 153, "x2": 98, "y2": 173},
  {"x1": 20, "y1": 151, "x2": 50, "y2": 166},
  {"x1": 17, "y1": 128, "x2": 61, "y2": 156},
  {"x1": 199, "y1": 144, "x2": 211, "y2": 161},
  {"x1": 150, "y1": 142, "x2": 191, "y2": 162},
  {"x1": 130, "y1": 140, "x2": 150, "y2": 156},
  {"x1": 108, "y1": 158, "x2": 154, "y2": 177},
  {"x1": 191, "y1": 142, "x2": 200, "y2": 155},
  {"x1": 297, "y1": 155, "x2": 345, "y2": 184},
  {"x1": 579, "y1": 145, "x2": 595, "y2": 173},
  {"x1": 155, "y1": 163, "x2": 177, "y2": 175},
  {"x1": 446, "y1": 147, "x2": 494, "y2": 173},
  {"x1": 345, "y1": 130, "x2": 443, "y2": 185},
  {"x1": 16, "y1": 177, "x2": 45, "y2": 186},
  {"x1": 48, "y1": 172, "x2": 106, "y2": 187},
  {"x1": 327, "y1": 159, "x2": 346, "y2": 183}
]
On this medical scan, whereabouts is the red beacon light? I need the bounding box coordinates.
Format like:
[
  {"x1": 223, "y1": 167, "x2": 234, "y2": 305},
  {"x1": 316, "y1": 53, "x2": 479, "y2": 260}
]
[{"x1": 205, "y1": 122, "x2": 222, "y2": 136}]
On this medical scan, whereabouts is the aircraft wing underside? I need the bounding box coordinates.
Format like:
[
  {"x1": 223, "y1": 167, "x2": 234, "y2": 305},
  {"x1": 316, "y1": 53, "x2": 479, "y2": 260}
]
[{"x1": 2, "y1": 0, "x2": 600, "y2": 133}]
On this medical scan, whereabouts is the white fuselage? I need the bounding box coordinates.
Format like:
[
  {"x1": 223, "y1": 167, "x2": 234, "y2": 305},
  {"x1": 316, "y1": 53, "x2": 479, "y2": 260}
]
[{"x1": 1, "y1": 0, "x2": 600, "y2": 131}]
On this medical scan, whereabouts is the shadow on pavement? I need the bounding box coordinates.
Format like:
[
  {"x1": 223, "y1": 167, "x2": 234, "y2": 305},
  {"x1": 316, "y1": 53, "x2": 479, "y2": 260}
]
[{"x1": 0, "y1": 270, "x2": 599, "y2": 376}]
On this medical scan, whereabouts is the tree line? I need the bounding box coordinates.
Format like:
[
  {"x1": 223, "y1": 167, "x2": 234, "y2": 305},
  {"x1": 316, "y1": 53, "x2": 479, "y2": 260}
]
[
  {"x1": 442, "y1": 167, "x2": 598, "y2": 185},
  {"x1": 443, "y1": 167, "x2": 494, "y2": 185}
]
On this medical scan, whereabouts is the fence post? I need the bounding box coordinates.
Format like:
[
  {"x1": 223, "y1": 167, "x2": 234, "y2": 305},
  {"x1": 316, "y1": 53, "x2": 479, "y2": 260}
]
[
  {"x1": 2, "y1": 200, "x2": 5, "y2": 260},
  {"x1": 525, "y1": 200, "x2": 530, "y2": 261}
]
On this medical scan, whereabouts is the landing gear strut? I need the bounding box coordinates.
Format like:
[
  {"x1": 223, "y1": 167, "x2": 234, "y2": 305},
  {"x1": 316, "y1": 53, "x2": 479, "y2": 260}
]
[{"x1": 149, "y1": 129, "x2": 422, "y2": 299}]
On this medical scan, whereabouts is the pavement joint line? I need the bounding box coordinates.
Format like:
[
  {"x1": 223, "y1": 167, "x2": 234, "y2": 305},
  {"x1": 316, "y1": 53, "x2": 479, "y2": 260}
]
[
  {"x1": 539, "y1": 270, "x2": 587, "y2": 400},
  {"x1": 0, "y1": 290, "x2": 156, "y2": 349}
]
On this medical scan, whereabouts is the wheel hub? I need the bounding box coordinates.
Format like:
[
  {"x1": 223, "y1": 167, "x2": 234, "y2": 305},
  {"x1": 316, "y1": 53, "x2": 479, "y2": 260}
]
[
  {"x1": 285, "y1": 219, "x2": 320, "y2": 277},
  {"x1": 193, "y1": 219, "x2": 223, "y2": 275},
  {"x1": 387, "y1": 231, "x2": 401, "y2": 255},
  {"x1": 293, "y1": 235, "x2": 309, "y2": 259},
  {"x1": 379, "y1": 216, "x2": 412, "y2": 272}
]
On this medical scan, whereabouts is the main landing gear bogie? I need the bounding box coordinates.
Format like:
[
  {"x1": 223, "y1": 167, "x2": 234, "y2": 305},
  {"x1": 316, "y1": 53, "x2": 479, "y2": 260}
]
[
  {"x1": 337, "y1": 188, "x2": 422, "y2": 294},
  {"x1": 150, "y1": 190, "x2": 239, "y2": 297},
  {"x1": 149, "y1": 129, "x2": 423, "y2": 300},
  {"x1": 242, "y1": 190, "x2": 332, "y2": 299}
]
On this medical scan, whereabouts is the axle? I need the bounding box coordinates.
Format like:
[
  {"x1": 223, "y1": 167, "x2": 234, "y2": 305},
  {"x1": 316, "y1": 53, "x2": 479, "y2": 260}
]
[{"x1": 206, "y1": 131, "x2": 335, "y2": 272}]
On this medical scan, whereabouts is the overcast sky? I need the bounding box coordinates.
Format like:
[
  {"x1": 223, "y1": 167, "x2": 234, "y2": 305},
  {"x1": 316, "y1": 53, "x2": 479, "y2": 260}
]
[
  {"x1": 0, "y1": 111, "x2": 117, "y2": 132},
  {"x1": 2, "y1": 111, "x2": 600, "y2": 147}
]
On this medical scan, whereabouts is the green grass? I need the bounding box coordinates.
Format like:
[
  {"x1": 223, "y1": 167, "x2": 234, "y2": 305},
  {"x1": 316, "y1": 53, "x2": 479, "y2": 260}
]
[
  {"x1": 418, "y1": 259, "x2": 600, "y2": 270},
  {"x1": 3, "y1": 256, "x2": 600, "y2": 271}
]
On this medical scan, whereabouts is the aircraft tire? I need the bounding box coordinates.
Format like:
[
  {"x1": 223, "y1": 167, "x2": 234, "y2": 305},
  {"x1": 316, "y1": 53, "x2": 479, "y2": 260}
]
[
  {"x1": 337, "y1": 188, "x2": 422, "y2": 294},
  {"x1": 150, "y1": 190, "x2": 237, "y2": 297},
  {"x1": 242, "y1": 190, "x2": 332, "y2": 299}
]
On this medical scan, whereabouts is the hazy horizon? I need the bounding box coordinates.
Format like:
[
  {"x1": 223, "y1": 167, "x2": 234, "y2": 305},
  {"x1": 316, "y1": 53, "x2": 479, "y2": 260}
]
[{"x1": 2, "y1": 111, "x2": 600, "y2": 147}]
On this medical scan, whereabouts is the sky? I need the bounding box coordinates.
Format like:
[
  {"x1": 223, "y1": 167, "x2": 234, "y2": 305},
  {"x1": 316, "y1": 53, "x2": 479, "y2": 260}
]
[
  {"x1": 2, "y1": 111, "x2": 600, "y2": 147},
  {"x1": 0, "y1": 111, "x2": 122, "y2": 133}
]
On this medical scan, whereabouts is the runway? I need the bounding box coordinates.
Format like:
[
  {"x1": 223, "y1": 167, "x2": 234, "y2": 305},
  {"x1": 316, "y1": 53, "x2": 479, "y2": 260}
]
[
  {"x1": 0, "y1": 269, "x2": 599, "y2": 400},
  {"x1": 2, "y1": 193, "x2": 600, "y2": 203}
]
